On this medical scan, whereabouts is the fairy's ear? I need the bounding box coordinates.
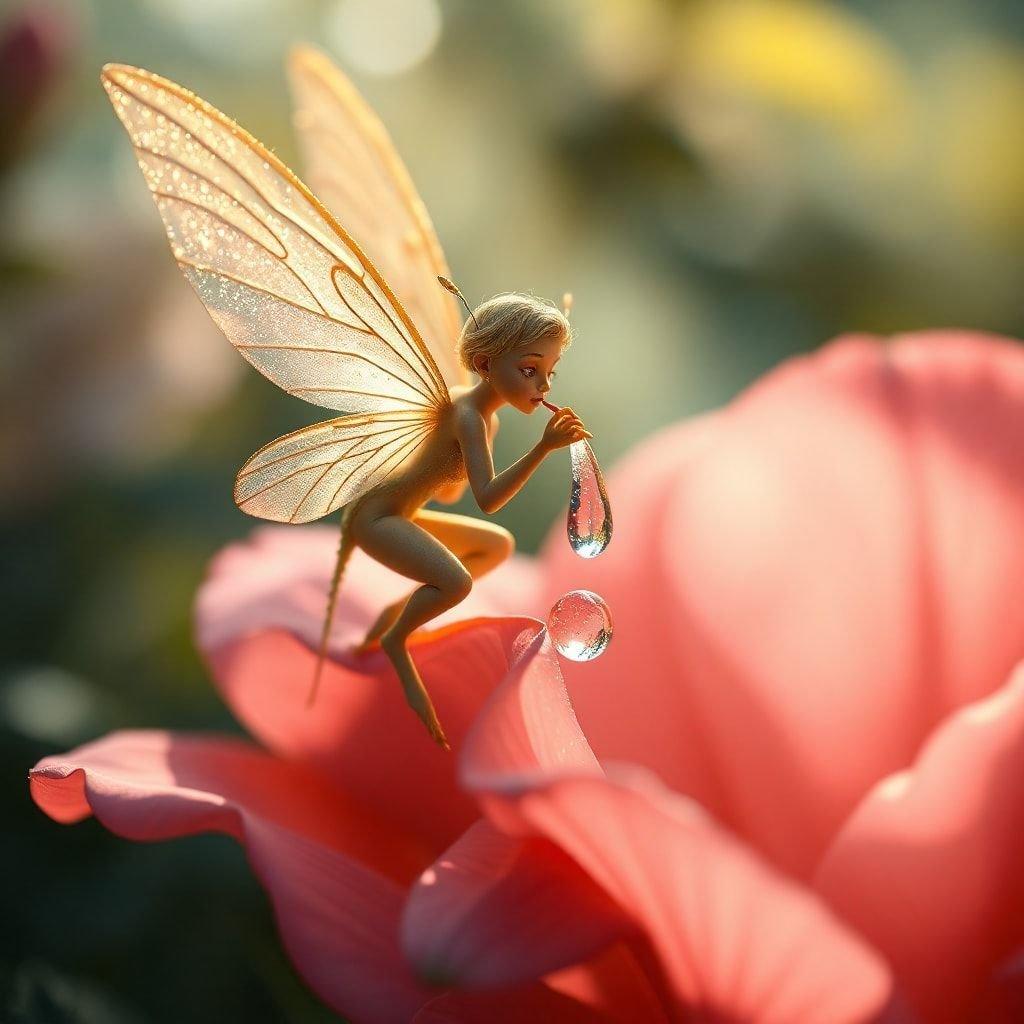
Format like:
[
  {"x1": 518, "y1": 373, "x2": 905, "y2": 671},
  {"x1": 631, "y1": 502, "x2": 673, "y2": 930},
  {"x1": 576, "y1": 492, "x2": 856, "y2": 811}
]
[{"x1": 472, "y1": 354, "x2": 490, "y2": 377}]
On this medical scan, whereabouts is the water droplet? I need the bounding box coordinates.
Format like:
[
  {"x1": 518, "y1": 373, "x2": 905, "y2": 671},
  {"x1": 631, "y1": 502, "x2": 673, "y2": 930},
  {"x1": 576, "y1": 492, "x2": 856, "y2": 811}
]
[
  {"x1": 568, "y1": 440, "x2": 612, "y2": 557},
  {"x1": 547, "y1": 590, "x2": 613, "y2": 661}
]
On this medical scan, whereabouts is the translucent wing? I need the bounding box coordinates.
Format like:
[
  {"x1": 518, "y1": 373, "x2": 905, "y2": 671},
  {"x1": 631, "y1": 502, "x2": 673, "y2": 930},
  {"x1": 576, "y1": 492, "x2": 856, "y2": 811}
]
[
  {"x1": 235, "y1": 410, "x2": 435, "y2": 523},
  {"x1": 287, "y1": 45, "x2": 469, "y2": 391},
  {"x1": 101, "y1": 63, "x2": 450, "y2": 418}
]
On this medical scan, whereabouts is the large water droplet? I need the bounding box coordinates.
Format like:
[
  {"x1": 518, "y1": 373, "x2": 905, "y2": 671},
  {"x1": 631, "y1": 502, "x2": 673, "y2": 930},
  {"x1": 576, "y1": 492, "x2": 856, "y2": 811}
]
[
  {"x1": 568, "y1": 439, "x2": 613, "y2": 557},
  {"x1": 547, "y1": 590, "x2": 613, "y2": 661}
]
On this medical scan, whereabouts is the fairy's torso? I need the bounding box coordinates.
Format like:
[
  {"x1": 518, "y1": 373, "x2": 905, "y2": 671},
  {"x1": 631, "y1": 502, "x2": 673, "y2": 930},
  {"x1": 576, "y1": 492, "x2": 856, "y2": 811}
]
[{"x1": 352, "y1": 386, "x2": 494, "y2": 520}]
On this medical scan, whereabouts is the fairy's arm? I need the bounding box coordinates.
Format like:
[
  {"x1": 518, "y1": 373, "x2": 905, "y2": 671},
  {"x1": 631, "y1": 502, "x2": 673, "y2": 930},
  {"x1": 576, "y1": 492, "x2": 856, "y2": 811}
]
[{"x1": 455, "y1": 405, "x2": 586, "y2": 514}]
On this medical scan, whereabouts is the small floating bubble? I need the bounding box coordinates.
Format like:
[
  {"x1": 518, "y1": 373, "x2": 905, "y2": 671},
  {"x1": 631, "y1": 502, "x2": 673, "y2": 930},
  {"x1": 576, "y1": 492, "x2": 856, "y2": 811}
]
[{"x1": 547, "y1": 590, "x2": 613, "y2": 661}]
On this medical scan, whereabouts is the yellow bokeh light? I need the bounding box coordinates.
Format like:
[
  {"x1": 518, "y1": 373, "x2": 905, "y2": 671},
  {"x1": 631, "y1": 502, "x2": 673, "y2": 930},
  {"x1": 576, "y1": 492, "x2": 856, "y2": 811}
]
[{"x1": 679, "y1": 0, "x2": 905, "y2": 128}]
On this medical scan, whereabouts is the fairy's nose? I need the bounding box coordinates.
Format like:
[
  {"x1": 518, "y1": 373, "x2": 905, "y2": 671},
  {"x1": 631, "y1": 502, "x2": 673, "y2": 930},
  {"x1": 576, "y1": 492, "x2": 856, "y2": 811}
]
[{"x1": 539, "y1": 379, "x2": 551, "y2": 392}]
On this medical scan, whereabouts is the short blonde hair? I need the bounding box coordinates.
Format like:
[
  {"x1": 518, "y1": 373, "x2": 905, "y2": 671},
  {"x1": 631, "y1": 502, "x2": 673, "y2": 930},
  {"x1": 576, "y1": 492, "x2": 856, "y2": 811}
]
[{"x1": 456, "y1": 293, "x2": 572, "y2": 375}]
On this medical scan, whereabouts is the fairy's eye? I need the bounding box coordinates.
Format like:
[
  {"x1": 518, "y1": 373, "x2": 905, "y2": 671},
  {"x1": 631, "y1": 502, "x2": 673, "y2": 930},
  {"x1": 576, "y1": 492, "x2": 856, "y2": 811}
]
[
  {"x1": 549, "y1": 370, "x2": 558, "y2": 379},
  {"x1": 520, "y1": 367, "x2": 536, "y2": 378}
]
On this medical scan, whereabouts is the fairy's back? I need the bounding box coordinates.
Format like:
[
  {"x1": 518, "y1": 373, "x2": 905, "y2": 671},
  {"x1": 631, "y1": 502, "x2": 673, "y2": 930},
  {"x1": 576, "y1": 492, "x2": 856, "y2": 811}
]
[{"x1": 353, "y1": 388, "x2": 493, "y2": 518}]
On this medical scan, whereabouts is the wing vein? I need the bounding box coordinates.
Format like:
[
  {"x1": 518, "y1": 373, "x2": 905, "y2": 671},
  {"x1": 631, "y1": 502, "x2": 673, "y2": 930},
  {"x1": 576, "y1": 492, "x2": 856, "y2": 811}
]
[
  {"x1": 147, "y1": 182, "x2": 289, "y2": 263},
  {"x1": 290, "y1": 420, "x2": 426, "y2": 521},
  {"x1": 176, "y1": 260, "x2": 374, "y2": 335},
  {"x1": 135, "y1": 149, "x2": 334, "y2": 318},
  {"x1": 235, "y1": 344, "x2": 437, "y2": 406},
  {"x1": 244, "y1": 419, "x2": 423, "y2": 507},
  {"x1": 329, "y1": 263, "x2": 441, "y2": 401},
  {"x1": 237, "y1": 417, "x2": 429, "y2": 480},
  {"x1": 116, "y1": 78, "x2": 356, "y2": 278},
  {"x1": 325, "y1": 421, "x2": 432, "y2": 511},
  {"x1": 333, "y1": 261, "x2": 441, "y2": 400},
  {"x1": 290, "y1": 456, "x2": 350, "y2": 524},
  {"x1": 287, "y1": 385, "x2": 434, "y2": 409},
  {"x1": 243, "y1": 456, "x2": 356, "y2": 504}
]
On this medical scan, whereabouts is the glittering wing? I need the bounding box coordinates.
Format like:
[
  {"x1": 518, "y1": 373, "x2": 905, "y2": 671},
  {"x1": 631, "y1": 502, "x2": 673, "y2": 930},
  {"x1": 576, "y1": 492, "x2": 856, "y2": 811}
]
[
  {"x1": 287, "y1": 45, "x2": 469, "y2": 391},
  {"x1": 101, "y1": 63, "x2": 450, "y2": 417},
  {"x1": 235, "y1": 410, "x2": 435, "y2": 523}
]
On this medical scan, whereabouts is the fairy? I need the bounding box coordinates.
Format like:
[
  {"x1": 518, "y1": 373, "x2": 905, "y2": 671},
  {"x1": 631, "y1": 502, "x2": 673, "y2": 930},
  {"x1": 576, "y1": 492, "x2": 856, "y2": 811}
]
[{"x1": 101, "y1": 49, "x2": 591, "y2": 750}]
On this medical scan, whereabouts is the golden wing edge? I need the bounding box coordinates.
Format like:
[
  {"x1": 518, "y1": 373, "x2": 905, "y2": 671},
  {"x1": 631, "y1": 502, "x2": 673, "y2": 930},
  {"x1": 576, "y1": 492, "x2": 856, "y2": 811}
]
[
  {"x1": 233, "y1": 410, "x2": 437, "y2": 524},
  {"x1": 284, "y1": 43, "x2": 468, "y2": 387},
  {"x1": 287, "y1": 45, "x2": 470, "y2": 388},
  {"x1": 99, "y1": 62, "x2": 452, "y2": 411}
]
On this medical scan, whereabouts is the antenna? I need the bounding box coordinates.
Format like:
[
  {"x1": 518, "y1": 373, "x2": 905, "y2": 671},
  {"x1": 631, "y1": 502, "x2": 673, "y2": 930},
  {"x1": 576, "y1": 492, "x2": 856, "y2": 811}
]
[{"x1": 437, "y1": 276, "x2": 479, "y2": 330}]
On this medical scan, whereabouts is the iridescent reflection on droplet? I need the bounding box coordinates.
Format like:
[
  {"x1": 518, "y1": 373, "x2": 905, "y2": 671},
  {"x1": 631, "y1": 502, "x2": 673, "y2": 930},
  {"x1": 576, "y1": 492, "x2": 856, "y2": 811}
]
[
  {"x1": 547, "y1": 589, "x2": 613, "y2": 661},
  {"x1": 568, "y1": 439, "x2": 612, "y2": 558}
]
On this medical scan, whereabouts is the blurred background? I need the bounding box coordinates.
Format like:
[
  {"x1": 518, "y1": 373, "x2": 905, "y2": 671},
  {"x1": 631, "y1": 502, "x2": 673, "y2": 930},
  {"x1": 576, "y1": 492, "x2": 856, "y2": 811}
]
[{"x1": 5, "y1": 0, "x2": 1024, "y2": 1019}]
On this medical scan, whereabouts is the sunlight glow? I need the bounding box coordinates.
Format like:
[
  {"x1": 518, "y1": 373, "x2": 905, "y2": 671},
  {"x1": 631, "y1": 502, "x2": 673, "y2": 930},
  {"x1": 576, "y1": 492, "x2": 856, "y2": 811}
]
[{"x1": 324, "y1": 0, "x2": 442, "y2": 76}]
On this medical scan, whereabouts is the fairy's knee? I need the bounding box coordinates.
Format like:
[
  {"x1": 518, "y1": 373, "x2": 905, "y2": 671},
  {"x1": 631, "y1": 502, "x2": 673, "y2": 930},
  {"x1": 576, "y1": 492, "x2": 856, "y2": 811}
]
[
  {"x1": 464, "y1": 528, "x2": 513, "y2": 576},
  {"x1": 492, "y1": 525, "x2": 514, "y2": 561},
  {"x1": 439, "y1": 565, "x2": 473, "y2": 602}
]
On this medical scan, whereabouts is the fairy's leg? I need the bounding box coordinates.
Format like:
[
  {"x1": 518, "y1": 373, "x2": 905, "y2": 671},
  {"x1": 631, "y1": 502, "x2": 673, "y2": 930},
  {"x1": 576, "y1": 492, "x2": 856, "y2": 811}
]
[
  {"x1": 353, "y1": 513, "x2": 474, "y2": 749},
  {"x1": 354, "y1": 599, "x2": 407, "y2": 654},
  {"x1": 355, "y1": 511, "x2": 514, "y2": 652},
  {"x1": 413, "y1": 508, "x2": 515, "y2": 580}
]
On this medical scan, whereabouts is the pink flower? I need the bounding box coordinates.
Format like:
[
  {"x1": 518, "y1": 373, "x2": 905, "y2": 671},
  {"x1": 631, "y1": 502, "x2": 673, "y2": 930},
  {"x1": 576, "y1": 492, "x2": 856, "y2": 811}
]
[
  {"x1": 0, "y1": 5, "x2": 70, "y2": 168},
  {"x1": 30, "y1": 330, "x2": 1024, "y2": 1022}
]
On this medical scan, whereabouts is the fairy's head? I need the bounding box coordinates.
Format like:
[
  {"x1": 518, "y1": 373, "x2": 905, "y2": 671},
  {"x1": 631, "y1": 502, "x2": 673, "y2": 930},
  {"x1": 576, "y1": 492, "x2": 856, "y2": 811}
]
[{"x1": 455, "y1": 292, "x2": 573, "y2": 414}]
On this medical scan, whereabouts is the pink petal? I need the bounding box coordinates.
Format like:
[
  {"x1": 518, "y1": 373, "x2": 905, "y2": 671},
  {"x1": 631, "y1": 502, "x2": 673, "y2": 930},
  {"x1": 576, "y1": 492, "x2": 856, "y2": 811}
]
[
  {"x1": 443, "y1": 631, "x2": 898, "y2": 1021},
  {"x1": 538, "y1": 332, "x2": 1024, "y2": 877},
  {"x1": 543, "y1": 942, "x2": 676, "y2": 1024},
  {"x1": 460, "y1": 624, "x2": 602, "y2": 788},
  {"x1": 206, "y1": 618, "x2": 545, "y2": 860},
  {"x1": 29, "y1": 730, "x2": 432, "y2": 1022},
  {"x1": 197, "y1": 524, "x2": 540, "y2": 657},
  {"x1": 477, "y1": 766, "x2": 901, "y2": 1023},
  {"x1": 815, "y1": 662, "x2": 1024, "y2": 1021},
  {"x1": 402, "y1": 631, "x2": 634, "y2": 991},
  {"x1": 402, "y1": 818, "x2": 630, "y2": 987},
  {"x1": 973, "y1": 948, "x2": 1024, "y2": 1024},
  {"x1": 412, "y1": 982, "x2": 612, "y2": 1022}
]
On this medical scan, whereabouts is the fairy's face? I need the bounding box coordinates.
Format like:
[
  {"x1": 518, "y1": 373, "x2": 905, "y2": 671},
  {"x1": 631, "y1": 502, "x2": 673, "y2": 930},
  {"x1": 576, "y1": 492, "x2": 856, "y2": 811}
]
[{"x1": 483, "y1": 334, "x2": 565, "y2": 414}]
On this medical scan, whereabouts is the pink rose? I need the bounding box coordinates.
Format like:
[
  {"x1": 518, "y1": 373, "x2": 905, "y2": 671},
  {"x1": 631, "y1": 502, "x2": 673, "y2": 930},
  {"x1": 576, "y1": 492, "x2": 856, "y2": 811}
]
[{"x1": 31, "y1": 331, "x2": 1024, "y2": 1022}]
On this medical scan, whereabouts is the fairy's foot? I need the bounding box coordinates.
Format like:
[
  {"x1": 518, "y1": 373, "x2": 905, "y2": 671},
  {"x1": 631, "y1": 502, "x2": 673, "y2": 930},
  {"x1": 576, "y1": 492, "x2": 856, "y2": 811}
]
[
  {"x1": 400, "y1": 673, "x2": 450, "y2": 751},
  {"x1": 354, "y1": 599, "x2": 406, "y2": 654},
  {"x1": 381, "y1": 631, "x2": 450, "y2": 751}
]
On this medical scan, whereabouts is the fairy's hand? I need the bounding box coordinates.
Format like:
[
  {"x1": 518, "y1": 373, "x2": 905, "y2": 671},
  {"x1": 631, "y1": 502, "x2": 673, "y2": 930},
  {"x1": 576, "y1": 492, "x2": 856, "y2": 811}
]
[{"x1": 541, "y1": 406, "x2": 593, "y2": 452}]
